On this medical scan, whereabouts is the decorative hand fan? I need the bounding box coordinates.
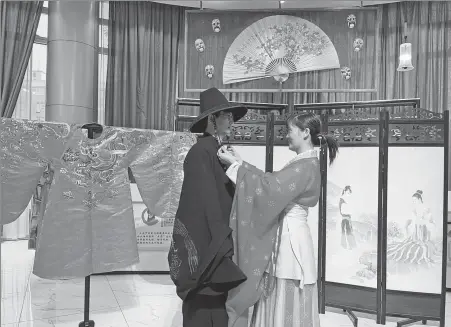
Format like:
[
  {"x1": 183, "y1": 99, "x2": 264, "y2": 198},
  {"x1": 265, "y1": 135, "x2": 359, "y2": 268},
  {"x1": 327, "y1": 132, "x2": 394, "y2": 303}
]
[{"x1": 223, "y1": 15, "x2": 340, "y2": 85}]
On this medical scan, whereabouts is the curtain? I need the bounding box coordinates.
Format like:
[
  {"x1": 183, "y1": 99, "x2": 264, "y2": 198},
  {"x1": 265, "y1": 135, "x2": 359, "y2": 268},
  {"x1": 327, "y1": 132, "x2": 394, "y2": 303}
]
[
  {"x1": 107, "y1": 2, "x2": 449, "y2": 122},
  {"x1": 0, "y1": 1, "x2": 43, "y2": 118},
  {"x1": 105, "y1": 1, "x2": 184, "y2": 130},
  {"x1": 378, "y1": 1, "x2": 449, "y2": 113}
]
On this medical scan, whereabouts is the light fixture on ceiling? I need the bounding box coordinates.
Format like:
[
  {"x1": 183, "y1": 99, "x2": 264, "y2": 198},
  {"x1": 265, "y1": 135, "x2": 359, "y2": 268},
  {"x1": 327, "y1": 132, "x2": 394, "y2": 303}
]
[
  {"x1": 279, "y1": 0, "x2": 285, "y2": 9},
  {"x1": 397, "y1": 23, "x2": 414, "y2": 72}
]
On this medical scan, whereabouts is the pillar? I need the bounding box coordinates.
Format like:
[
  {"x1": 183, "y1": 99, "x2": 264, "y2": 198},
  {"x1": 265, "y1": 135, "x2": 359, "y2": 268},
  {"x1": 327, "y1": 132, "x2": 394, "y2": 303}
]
[{"x1": 46, "y1": 1, "x2": 99, "y2": 123}]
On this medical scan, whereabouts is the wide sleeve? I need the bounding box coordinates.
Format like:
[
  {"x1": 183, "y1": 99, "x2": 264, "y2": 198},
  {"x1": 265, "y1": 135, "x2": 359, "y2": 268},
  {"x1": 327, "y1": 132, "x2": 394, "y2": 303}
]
[
  {"x1": 236, "y1": 160, "x2": 319, "y2": 228},
  {"x1": 0, "y1": 118, "x2": 71, "y2": 225},
  {"x1": 226, "y1": 158, "x2": 320, "y2": 327},
  {"x1": 226, "y1": 161, "x2": 265, "y2": 184},
  {"x1": 129, "y1": 131, "x2": 197, "y2": 219}
]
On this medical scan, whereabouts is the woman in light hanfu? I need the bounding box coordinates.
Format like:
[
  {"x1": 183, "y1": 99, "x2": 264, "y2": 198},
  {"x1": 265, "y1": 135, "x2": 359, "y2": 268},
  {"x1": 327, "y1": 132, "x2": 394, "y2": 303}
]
[{"x1": 217, "y1": 112, "x2": 339, "y2": 327}]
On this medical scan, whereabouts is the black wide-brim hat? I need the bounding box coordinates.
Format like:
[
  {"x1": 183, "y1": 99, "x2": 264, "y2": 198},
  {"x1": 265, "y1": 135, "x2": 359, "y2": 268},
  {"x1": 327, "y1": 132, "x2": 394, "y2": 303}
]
[{"x1": 189, "y1": 87, "x2": 248, "y2": 133}]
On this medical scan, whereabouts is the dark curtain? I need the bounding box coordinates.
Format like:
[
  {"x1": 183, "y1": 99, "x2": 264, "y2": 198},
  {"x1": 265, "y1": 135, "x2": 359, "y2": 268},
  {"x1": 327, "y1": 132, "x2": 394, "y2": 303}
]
[
  {"x1": 178, "y1": 2, "x2": 449, "y2": 114},
  {"x1": 378, "y1": 1, "x2": 449, "y2": 113},
  {"x1": 106, "y1": 2, "x2": 449, "y2": 123},
  {"x1": 0, "y1": 1, "x2": 43, "y2": 118},
  {"x1": 105, "y1": 1, "x2": 184, "y2": 129}
]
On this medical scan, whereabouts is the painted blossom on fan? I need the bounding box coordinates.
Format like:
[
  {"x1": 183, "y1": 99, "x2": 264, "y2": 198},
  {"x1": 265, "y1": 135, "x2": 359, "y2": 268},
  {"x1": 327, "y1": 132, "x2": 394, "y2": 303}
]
[
  {"x1": 212, "y1": 18, "x2": 221, "y2": 32},
  {"x1": 222, "y1": 15, "x2": 340, "y2": 85},
  {"x1": 347, "y1": 14, "x2": 356, "y2": 28},
  {"x1": 205, "y1": 64, "x2": 215, "y2": 78},
  {"x1": 194, "y1": 38, "x2": 205, "y2": 52},
  {"x1": 353, "y1": 38, "x2": 364, "y2": 52}
]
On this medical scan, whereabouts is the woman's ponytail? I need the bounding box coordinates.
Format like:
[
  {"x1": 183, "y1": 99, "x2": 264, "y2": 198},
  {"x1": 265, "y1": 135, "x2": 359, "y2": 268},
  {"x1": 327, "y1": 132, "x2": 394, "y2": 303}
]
[{"x1": 318, "y1": 134, "x2": 339, "y2": 165}]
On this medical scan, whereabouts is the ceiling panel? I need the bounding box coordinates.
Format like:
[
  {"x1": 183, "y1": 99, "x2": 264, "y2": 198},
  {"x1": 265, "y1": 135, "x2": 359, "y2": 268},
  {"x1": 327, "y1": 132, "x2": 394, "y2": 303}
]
[{"x1": 152, "y1": 0, "x2": 399, "y2": 10}]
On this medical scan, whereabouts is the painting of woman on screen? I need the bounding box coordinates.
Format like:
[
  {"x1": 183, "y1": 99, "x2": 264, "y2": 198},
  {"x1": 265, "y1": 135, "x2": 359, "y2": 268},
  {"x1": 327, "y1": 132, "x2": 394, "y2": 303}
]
[
  {"x1": 387, "y1": 190, "x2": 440, "y2": 273},
  {"x1": 339, "y1": 185, "x2": 357, "y2": 250}
]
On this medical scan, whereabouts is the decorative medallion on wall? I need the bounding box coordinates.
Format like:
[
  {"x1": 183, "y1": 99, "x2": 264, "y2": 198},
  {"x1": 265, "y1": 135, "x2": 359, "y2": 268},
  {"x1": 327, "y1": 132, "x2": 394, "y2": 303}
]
[
  {"x1": 341, "y1": 66, "x2": 352, "y2": 80},
  {"x1": 212, "y1": 19, "x2": 221, "y2": 32},
  {"x1": 195, "y1": 38, "x2": 205, "y2": 52},
  {"x1": 205, "y1": 65, "x2": 215, "y2": 78},
  {"x1": 223, "y1": 15, "x2": 340, "y2": 85},
  {"x1": 353, "y1": 38, "x2": 364, "y2": 52},
  {"x1": 347, "y1": 14, "x2": 356, "y2": 28}
]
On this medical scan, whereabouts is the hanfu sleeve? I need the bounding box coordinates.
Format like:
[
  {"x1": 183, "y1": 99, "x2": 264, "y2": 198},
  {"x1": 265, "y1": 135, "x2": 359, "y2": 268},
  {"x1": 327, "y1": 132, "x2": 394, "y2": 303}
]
[
  {"x1": 226, "y1": 161, "x2": 264, "y2": 184},
  {"x1": 129, "y1": 131, "x2": 196, "y2": 219},
  {"x1": 0, "y1": 118, "x2": 71, "y2": 224},
  {"x1": 236, "y1": 159, "x2": 320, "y2": 228},
  {"x1": 226, "y1": 158, "x2": 321, "y2": 326}
]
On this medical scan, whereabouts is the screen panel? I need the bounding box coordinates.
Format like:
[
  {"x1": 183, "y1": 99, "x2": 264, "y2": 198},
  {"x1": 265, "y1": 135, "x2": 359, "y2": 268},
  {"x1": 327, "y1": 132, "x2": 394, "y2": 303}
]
[
  {"x1": 234, "y1": 145, "x2": 267, "y2": 171},
  {"x1": 325, "y1": 147, "x2": 379, "y2": 289},
  {"x1": 386, "y1": 147, "x2": 444, "y2": 294}
]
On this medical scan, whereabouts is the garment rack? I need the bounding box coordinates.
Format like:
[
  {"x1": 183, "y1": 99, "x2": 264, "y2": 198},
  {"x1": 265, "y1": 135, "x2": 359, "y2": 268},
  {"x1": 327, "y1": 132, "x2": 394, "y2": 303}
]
[{"x1": 78, "y1": 124, "x2": 102, "y2": 327}]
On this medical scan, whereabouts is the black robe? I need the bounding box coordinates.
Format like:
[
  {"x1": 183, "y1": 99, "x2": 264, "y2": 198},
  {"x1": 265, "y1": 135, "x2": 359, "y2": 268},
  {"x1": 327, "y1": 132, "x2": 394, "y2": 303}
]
[{"x1": 168, "y1": 134, "x2": 247, "y2": 300}]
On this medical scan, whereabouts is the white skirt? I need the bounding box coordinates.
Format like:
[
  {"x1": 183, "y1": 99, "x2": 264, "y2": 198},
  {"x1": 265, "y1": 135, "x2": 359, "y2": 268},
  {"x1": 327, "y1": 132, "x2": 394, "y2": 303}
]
[{"x1": 250, "y1": 274, "x2": 320, "y2": 327}]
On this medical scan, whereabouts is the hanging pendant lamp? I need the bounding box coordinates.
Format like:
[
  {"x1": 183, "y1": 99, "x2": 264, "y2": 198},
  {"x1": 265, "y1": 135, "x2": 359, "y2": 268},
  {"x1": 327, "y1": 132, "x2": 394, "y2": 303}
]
[{"x1": 397, "y1": 35, "x2": 414, "y2": 72}]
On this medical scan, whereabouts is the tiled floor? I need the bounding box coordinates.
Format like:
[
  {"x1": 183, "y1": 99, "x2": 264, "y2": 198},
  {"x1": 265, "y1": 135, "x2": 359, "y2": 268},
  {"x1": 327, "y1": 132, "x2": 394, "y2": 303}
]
[{"x1": 1, "y1": 241, "x2": 449, "y2": 326}]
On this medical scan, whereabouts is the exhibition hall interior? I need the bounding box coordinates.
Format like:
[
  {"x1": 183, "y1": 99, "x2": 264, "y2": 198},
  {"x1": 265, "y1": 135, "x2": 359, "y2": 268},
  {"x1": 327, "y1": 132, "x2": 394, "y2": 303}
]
[{"x1": 1, "y1": 0, "x2": 451, "y2": 326}]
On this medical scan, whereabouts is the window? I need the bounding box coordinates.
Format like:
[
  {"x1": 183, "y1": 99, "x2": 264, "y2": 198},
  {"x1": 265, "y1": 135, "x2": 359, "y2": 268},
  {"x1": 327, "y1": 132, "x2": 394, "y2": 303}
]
[
  {"x1": 98, "y1": 1, "x2": 109, "y2": 124},
  {"x1": 36, "y1": 12, "x2": 48, "y2": 39},
  {"x1": 13, "y1": 43, "x2": 47, "y2": 121},
  {"x1": 12, "y1": 2, "x2": 108, "y2": 124}
]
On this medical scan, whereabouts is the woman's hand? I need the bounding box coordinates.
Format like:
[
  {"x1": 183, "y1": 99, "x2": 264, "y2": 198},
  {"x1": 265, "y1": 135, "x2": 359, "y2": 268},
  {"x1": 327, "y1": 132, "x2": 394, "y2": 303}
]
[
  {"x1": 226, "y1": 146, "x2": 242, "y2": 162},
  {"x1": 217, "y1": 146, "x2": 239, "y2": 167}
]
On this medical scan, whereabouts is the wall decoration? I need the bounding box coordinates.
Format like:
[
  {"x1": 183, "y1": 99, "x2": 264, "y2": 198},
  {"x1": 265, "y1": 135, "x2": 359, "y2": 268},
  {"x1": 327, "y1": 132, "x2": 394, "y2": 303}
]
[
  {"x1": 353, "y1": 38, "x2": 364, "y2": 52},
  {"x1": 386, "y1": 147, "x2": 444, "y2": 294},
  {"x1": 347, "y1": 14, "x2": 356, "y2": 28},
  {"x1": 185, "y1": 9, "x2": 378, "y2": 92},
  {"x1": 222, "y1": 15, "x2": 340, "y2": 85},
  {"x1": 195, "y1": 38, "x2": 205, "y2": 52},
  {"x1": 212, "y1": 18, "x2": 221, "y2": 32},
  {"x1": 205, "y1": 65, "x2": 215, "y2": 79},
  {"x1": 341, "y1": 66, "x2": 352, "y2": 80},
  {"x1": 325, "y1": 147, "x2": 379, "y2": 289}
]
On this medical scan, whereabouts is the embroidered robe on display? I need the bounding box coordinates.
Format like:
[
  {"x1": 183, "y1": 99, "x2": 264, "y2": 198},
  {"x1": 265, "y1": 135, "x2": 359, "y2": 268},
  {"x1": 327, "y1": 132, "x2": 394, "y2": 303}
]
[{"x1": 0, "y1": 118, "x2": 196, "y2": 279}]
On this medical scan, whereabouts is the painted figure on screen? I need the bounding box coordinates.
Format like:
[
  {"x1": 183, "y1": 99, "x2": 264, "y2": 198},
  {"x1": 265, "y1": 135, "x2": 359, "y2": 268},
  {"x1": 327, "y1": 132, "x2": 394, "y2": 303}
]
[
  {"x1": 339, "y1": 185, "x2": 357, "y2": 250},
  {"x1": 386, "y1": 190, "x2": 440, "y2": 273}
]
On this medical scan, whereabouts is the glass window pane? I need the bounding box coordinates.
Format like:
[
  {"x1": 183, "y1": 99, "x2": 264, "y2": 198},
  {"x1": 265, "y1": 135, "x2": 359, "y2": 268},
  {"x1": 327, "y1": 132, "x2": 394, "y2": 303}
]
[
  {"x1": 98, "y1": 53, "x2": 108, "y2": 124},
  {"x1": 13, "y1": 43, "x2": 47, "y2": 121},
  {"x1": 99, "y1": 24, "x2": 108, "y2": 49},
  {"x1": 100, "y1": 2, "x2": 109, "y2": 20},
  {"x1": 31, "y1": 44, "x2": 47, "y2": 121},
  {"x1": 12, "y1": 58, "x2": 32, "y2": 120},
  {"x1": 36, "y1": 13, "x2": 48, "y2": 38}
]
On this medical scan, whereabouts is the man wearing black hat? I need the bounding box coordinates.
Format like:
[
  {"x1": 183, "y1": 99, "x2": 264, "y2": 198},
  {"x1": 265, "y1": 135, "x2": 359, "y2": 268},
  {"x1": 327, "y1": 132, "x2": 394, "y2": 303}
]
[{"x1": 168, "y1": 88, "x2": 248, "y2": 327}]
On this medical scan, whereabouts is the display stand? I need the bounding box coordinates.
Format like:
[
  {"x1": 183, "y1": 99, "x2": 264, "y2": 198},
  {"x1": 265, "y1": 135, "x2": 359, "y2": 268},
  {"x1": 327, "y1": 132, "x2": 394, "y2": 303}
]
[{"x1": 78, "y1": 123, "x2": 103, "y2": 327}]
